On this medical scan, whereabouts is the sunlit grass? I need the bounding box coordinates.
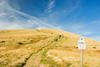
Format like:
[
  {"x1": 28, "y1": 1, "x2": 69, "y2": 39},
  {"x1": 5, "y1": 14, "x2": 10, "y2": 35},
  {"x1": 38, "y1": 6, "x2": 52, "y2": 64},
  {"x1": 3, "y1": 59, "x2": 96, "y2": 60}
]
[
  {"x1": 0, "y1": 29, "x2": 100, "y2": 67},
  {"x1": 47, "y1": 49, "x2": 100, "y2": 67},
  {"x1": 0, "y1": 29, "x2": 55, "y2": 67}
]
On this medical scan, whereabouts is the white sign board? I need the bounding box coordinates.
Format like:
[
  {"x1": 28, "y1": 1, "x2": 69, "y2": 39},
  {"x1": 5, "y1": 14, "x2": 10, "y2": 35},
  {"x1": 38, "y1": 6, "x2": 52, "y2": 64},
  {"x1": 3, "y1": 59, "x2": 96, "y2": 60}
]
[
  {"x1": 78, "y1": 37, "x2": 85, "y2": 42},
  {"x1": 78, "y1": 36, "x2": 86, "y2": 49},
  {"x1": 78, "y1": 44, "x2": 86, "y2": 49}
]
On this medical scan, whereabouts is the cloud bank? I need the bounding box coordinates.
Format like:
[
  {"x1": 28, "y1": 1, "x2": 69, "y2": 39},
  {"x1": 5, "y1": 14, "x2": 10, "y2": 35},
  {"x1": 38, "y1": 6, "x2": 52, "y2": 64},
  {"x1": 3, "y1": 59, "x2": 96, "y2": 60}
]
[{"x1": 0, "y1": 0, "x2": 60, "y2": 30}]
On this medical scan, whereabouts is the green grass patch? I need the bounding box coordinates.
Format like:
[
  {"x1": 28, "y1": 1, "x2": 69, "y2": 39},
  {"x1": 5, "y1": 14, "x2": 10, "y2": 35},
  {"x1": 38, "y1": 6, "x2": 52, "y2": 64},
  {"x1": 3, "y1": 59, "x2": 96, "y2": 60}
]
[
  {"x1": 42, "y1": 50, "x2": 48, "y2": 57},
  {"x1": 40, "y1": 50, "x2": 60, "y2": 67},
  {"x1": 53, "y1": 36, "x2": 68, "y2": 47}
]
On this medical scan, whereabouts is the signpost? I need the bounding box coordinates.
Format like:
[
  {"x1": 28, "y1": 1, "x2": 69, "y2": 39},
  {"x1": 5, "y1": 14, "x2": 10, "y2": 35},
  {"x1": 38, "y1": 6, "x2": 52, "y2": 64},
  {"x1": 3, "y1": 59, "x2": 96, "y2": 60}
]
[{"x1": 78, "y1": 36, "x2": 86, "y2": 67}]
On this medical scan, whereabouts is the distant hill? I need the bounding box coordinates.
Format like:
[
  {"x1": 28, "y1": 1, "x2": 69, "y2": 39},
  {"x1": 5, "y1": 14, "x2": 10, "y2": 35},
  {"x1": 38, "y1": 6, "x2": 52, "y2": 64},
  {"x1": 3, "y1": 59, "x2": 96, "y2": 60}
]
[{"x1": 0, "y1": 29, "x2": 100, "y2": 67}]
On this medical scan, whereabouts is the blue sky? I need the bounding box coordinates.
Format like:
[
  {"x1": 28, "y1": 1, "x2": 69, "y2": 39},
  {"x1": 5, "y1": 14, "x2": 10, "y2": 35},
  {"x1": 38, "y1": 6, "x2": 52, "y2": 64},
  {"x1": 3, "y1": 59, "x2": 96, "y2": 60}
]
[{"x1": 0, "y1": 0, "x2": 100, "y2": 41}]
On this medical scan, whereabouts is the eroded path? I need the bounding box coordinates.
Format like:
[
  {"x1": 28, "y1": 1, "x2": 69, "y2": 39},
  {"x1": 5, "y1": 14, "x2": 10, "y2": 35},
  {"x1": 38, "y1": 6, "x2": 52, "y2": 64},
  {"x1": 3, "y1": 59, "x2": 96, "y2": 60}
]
[
  {"x1": 23, "y1": 35, "x2": 65, "y2": 67},
  {"x1": 23, "y1": 50, "x2": 44, "y2": 67}
]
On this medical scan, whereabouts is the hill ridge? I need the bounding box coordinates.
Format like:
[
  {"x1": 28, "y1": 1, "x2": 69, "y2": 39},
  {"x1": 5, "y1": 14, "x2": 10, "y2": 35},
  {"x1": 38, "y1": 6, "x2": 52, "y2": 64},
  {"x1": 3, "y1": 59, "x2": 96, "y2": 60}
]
[{"x1": 0, "y1": 29, "x2": 100, "y2": 67}]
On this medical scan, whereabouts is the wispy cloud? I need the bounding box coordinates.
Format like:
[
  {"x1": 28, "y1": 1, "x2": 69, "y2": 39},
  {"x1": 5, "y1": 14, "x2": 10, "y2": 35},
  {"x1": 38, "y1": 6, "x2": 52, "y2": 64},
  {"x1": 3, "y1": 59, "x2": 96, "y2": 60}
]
[
  {"x1": 63, "y1": 1, "x2": 80, "y2": 14},
  {"x1": 0, "y1": 13, "x2": 8, "y2": 17},
  {"x1": 44, "y1": 0, "x2": 55, "y2": 13},
  {"x1": 67, "y1": 23, "x2": 85, "y2": 32},
  {"x1": 0, "y1": 0, "x2": 60, "y2": 30},
  {"x1": 92, "y1": 21, "x2": 100, "y2": 24},
  {"x1": 48, "y1": 1, "x2": 55, "y2": 9},
  {"x1": 0, "y1": 21, "x2": 23, "y2": 30},
  {"x1": 82, "y1": 32, "x2": 92, "y2": 35},
  {"x1": 64, "y1": 23, "x2": 93, "y2": 36}
]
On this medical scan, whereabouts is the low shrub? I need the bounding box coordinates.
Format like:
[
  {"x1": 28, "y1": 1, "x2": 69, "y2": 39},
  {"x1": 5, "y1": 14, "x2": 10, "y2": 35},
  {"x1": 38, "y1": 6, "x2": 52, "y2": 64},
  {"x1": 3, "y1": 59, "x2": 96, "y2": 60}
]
[
  {"x1": 18, "y1": 42, "x2": 23, "y2": 45},
  {"x1": 0, "y1": 41, "x2": 5, "y2": 43},
  {"x1": 93, "y1": 47, "x2": 96, "y2": 49}
]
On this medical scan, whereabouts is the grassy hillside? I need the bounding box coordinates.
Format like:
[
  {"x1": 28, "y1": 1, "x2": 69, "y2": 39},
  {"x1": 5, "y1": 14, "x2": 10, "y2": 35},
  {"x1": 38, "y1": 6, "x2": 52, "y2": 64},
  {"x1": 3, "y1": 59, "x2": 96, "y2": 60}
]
[{"x1": 0, "y1": 29, "x2": 100, "y2": 67}]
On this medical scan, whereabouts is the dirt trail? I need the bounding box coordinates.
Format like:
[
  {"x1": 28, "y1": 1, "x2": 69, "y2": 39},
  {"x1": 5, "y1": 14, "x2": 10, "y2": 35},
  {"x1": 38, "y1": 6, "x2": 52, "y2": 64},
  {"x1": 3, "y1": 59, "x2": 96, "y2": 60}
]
[
  {"x1": 23, "y1": 40, "x2": 55, "y2": 67},
  {"x1": 23, "y1": 50, "x2": 44, "y2": 67},
  {"x1": 23, "y1": 36, "x2": 59, "y2": 67}
]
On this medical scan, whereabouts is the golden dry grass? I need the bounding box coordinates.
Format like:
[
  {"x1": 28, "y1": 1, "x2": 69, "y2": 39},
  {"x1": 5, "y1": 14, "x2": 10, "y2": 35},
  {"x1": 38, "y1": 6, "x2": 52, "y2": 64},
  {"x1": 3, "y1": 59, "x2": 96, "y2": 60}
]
[
  {"x1": 0, "y1": 29, "x2": 100, "y2": 67},
  {"x1": 0, "y1": 29, "x2": 56, "y2": 67},
  {"x1": 47, "y1": 49, "x2": 100, "y2": 67}
]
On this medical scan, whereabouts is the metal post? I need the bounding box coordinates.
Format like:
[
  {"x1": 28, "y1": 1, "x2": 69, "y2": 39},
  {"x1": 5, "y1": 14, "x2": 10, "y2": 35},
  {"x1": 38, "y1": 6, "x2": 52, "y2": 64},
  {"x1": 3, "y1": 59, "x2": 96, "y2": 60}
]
[{"x1": 81, "y1": 49, "x2": 83, "y2": 67}]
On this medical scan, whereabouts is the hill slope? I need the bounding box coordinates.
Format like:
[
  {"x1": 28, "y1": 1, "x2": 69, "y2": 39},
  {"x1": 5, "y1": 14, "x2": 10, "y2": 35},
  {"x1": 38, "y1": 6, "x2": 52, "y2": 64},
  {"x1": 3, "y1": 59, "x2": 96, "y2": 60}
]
[{"x1": 0, "y1": 29, "x2": 100, "y2": 67}]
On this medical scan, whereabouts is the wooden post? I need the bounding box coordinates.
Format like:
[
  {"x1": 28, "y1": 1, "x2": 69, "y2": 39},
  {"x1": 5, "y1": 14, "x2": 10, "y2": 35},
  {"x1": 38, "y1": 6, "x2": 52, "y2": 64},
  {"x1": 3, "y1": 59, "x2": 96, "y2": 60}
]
[{"x1": 81, "y1": 49, "x2": 83, "y2": 67}]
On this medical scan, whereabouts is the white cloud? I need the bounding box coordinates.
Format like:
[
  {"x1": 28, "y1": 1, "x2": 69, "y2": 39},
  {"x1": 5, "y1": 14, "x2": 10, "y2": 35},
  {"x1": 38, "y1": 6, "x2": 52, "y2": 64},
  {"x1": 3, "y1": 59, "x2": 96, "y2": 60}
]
[
  {"x1": 0, "y1": 0, "x2": 60, "y2": 30},
  {"x1": 0, "y1": 21, "x2": 24, "y2": 30},
  {"x1": 68, "y1": 23, "x2": 85, "y2": 31},
  {"x1": 82, "y1": 32, "x2": 92, "y2": 35},
  {"x1": 0, "y1": 13, "x2": 8, "y2": 17},
  {"x1": 36, "y1": 26, "x2": 49, "y2": 29},
  {"x1": 64, "y1": 23, "x2": 93, "y2": 36},
  {"x1": 48, "y1": 1, "x2": 55, "y2": 9},
  {"x1": 92, "y1": 21, "x2": 100, "y2": 24},
  {"x1": 45, "y1": 0, "x2": 55, "y2": 13}
]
